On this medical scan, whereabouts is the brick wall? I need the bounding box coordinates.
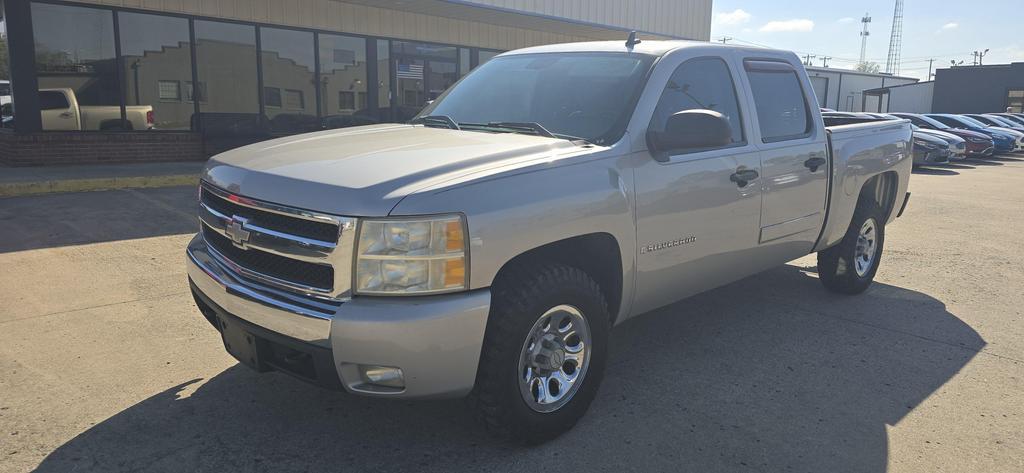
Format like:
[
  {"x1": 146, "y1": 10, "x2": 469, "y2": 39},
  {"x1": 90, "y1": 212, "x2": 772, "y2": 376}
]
[{"x1": 0, "y1": 131, "x2": 205, "y2": 166}]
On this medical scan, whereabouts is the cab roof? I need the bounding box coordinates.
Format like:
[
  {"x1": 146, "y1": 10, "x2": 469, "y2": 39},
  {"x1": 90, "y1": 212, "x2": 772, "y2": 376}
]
[{"x1": 500, "y1": 40, "x2": 790, "y2": 59}]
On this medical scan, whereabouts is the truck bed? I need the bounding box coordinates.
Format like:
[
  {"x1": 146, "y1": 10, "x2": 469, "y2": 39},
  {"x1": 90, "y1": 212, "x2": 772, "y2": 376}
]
[{"x1": 815, "y1": 119, "x2": 913, "y2": 252}]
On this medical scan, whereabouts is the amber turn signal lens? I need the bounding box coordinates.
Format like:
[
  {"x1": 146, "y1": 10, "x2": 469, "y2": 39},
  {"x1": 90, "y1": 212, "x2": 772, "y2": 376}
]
[
  {"x1": 445, "y1": 220, "x2": 465, "y2": 252},
  {"x1": 444, "y1": 258, "x2": 465, "y2": 287}
]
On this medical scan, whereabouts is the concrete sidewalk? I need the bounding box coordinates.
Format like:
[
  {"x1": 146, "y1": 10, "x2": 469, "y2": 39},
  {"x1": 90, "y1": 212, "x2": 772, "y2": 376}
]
[{"x1": 0, "y1": 161, "x2": 204, "y2": 197}]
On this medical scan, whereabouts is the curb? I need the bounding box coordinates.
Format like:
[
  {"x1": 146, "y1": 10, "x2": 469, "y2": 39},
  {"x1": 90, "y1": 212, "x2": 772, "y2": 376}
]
[{"x1": 0, "y1": 174, "x2": 199, "y2": 198}]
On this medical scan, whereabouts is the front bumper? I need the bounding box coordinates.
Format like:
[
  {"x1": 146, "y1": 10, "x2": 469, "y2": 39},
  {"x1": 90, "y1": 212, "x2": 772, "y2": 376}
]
[
  {"x1": 912, "y1": 148, "x2": 950, "y2": 165},
  {"x1": 187, "y1": 234, "x2": 492, "y2": 399}
]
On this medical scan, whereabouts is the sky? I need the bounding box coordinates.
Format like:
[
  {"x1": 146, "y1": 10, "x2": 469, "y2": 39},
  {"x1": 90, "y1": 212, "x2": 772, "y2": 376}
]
[{"x1": 709, "y1": 0, "x2": 1024, "y2": 80}]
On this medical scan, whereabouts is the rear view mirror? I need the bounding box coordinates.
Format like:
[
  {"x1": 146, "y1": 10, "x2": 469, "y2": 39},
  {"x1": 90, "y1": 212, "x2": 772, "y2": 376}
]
[{"x1": 647, "y1": 109, "x2": 732, "y2": 161}]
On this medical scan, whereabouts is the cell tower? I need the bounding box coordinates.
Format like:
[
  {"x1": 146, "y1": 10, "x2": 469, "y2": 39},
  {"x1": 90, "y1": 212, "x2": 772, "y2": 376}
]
[
  {"x1": 859, "y1": 13, "x2": 871, "y2": 65},
  {"x1": 885, "y1": 0, "x2": 904, "y2": 74}
]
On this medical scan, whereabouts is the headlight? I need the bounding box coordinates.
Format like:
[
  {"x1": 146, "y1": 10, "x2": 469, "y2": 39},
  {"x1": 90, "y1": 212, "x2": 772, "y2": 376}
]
[
  {"x1": 966, "y1": 136, "x2": 989, "y2": 143},
  {"x1": 913, "y1": 139, "x2": 934, "y2": 148},
  {"x1": 355, "y1": 215, "x2": 467, "y2": 295}
]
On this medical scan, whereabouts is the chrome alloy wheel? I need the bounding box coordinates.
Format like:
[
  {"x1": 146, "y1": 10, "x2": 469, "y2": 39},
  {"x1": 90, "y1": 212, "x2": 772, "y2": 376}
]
[
  {"x1": 854, "y1": 218, "x2": 878, "y2": 277},
  {"x1": 517, "y1": 305, "x2": 592, "y2": 413}
]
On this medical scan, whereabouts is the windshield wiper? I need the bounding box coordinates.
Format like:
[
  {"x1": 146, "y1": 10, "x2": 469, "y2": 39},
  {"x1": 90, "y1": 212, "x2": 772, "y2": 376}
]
[
  {"x1": 477, "y1": 121, "x2": 556, "y2": 138},
  {"x1": 411, "y1": 115, "x2": 461, "y2": 130}
]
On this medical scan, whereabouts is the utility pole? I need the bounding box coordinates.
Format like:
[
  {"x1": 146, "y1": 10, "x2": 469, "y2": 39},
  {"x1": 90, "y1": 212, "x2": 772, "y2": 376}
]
[
  {"x1": 803, "y1": 54, "x2": 816, "y2": 66},
  {"x1": 820, "y1": 56, "x2": 832, "y2": 68},
  {"x1": 927, "y1": 59, "x2": 935, "y2": 80},
  {"x1": 718, "y1": 36, "x2": 732, "y2": 44},
  {"x1": 972, "y1": 49, "x2": 990, "y2": 66}
]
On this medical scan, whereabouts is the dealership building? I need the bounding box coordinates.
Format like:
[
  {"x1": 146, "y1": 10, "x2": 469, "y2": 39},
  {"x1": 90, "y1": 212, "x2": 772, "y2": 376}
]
[
  {"x1": 863, "y1": 62, "x2": 1024, "y2": 114},
  {"x1": 0, "y1": 0, "x2": 711, "y2": 166}
]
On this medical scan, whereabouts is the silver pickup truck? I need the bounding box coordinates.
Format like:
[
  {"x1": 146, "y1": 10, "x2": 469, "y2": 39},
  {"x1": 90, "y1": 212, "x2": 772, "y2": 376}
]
[{"x1": 187, "y1": 40, "x2": 912, "y2": 442}]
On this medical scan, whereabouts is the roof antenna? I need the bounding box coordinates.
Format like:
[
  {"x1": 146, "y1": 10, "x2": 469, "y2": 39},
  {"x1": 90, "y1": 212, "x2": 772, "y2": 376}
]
[{"x1": 625, "y1": 31, "x2": 641, "y2": 49}]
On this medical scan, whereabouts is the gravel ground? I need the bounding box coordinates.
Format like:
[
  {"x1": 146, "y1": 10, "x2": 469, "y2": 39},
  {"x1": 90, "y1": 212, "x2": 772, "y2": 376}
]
[{"x1": 1, "y1": 157, "x2": 1022, "y2": 472}]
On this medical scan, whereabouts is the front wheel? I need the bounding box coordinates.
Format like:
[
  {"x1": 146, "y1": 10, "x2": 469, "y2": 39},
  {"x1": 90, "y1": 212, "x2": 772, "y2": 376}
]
[
  {"x1": 817, "y1": 203, "x2": 885, "y2": 294},
  {"x1": 468, "y1": 263, "x2": 610, "y2": 444}
]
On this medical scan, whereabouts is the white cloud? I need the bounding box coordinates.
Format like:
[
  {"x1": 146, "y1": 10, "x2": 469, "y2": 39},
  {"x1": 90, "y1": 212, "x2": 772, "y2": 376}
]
[
  {"x1": 941, "y1": 22, "x2": 959, "y2": 30},
  {"x1": 714, "y1": 9, "x2": 752, "y2": 26},
  {"x1": 837, "y1": 17, "x2": 856, "y2": 24},
  {"x1": 759, "y1": 19, "x2": 815, "y2": 33}
]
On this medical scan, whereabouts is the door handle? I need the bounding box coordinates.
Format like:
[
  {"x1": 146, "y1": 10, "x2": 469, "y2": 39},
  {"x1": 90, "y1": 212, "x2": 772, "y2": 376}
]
[
  {"x1": 59, "y1": 112, "x2": 73, "y2": 118},
  {"x1": 729, "y1": 168, "x2": 759, "y2": 188},
  {"x1": 804, "y1": 156, "x2": 827, "y2": 172}
]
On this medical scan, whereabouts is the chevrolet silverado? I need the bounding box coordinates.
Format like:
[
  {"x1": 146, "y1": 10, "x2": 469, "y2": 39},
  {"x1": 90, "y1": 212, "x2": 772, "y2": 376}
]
[{"x1": 187, "y1": 39, "x2": 913, "y2": 443}]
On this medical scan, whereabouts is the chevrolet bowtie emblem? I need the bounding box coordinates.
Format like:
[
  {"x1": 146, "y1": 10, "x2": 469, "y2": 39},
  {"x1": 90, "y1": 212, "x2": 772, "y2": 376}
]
[{"x1": 225, "y1": 215, "x2": 251, "y2": 248}]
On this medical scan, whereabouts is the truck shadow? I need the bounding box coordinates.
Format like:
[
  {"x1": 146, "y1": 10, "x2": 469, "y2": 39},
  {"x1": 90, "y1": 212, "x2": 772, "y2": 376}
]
[{"x1": 34, "y1": 264, "x2": 982, "y2": 472}]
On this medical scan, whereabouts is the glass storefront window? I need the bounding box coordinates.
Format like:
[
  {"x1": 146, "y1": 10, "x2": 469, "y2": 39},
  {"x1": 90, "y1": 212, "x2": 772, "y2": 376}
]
[
  {"x1": 193, "y1": 20, "x2": 260, "y2": 136},
  {"x1": 260, "y1": 27, "x2": 317, "y2": 133},
  {"x1": 318, "y1": 33, "x2": 369, "y2": 130},
  {"x1": 118, "y1": 12, "x2": 192, "y2": 130},
  {"x1": 459, "y1": 48, "x2": 470, "y2": 77},
  {"x1": 376, "y1": 39, "x2": 390, "y2": 123},
  {"x1": 391, "y1": 41, "x2": 459, "y2": 122},
  {"x1": 478, "y1": 49, "x2": 501, "y2": 66},
  {"x1": 32, "y1": 3, "x2": 120, "y2": 130}
]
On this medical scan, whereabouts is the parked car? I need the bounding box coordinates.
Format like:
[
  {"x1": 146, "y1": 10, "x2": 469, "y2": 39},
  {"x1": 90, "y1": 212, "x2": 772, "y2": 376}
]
[
  {"x1": 908, "y1": 130, "x2": 952, "y2": 165},
  {"x1": 890, "y1": 113, "x2": 995, "y2": 157},
  {"x1": 187, "y1": 40, "x2": 913, "y2": 442},
  {"x1": 924, "y1": 114, "x2": 1020, "y2": 153},
  {"x1": 966, "y1": 114, "x2": 1024, "y2": 134},
  {"x1": 914, "y1": 128, "x2": 966, "y2": 160},
  {"x1": 39, "y1": 88, "x2": 153, "y2": 131},
  {"x1": 990, "y1": 113, "x2": 1024, "y2": 127}
]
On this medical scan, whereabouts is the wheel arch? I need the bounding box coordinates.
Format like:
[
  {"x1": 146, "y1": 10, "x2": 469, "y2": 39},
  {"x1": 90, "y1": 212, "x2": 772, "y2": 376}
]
[
  {"x1": 492, "y1": 233, "x2": 624, "y2": 324},
  {"x1": 858, "y1": 170, "x2": 900, "y2": 220}
]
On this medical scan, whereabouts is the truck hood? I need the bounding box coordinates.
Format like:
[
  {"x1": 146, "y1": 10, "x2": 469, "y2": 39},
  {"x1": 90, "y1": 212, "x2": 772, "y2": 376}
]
[{"x1": 203, "y1": 124, "x2": 581, "y2": 216}]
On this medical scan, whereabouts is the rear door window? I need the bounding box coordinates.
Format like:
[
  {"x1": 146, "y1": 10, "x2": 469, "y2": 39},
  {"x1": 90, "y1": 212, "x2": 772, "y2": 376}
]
[{"x1": 744, "y1": 61, "x2": 812, "y2": 142}]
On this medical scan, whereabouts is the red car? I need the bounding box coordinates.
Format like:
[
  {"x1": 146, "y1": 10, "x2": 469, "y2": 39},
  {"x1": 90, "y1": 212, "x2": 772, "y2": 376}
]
[{"x1": 890, "y1": 113, "x2": 995, "y2": 157}]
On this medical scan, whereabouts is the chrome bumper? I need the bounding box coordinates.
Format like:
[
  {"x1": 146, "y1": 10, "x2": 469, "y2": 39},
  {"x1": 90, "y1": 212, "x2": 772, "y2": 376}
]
[{"x1": 187, "y1": 234, "x2": 492, "y2": 398}]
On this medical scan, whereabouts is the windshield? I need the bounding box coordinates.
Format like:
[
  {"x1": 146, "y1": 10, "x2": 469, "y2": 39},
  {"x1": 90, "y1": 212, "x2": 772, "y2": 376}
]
[
  {"x1": 987, "y1": 116, "x2": 1017, "y2": 127},
  {"x1": 416, "y1": 53, "x2": 656, "y2": 145},
  {"x1": 956, "y1": 116, "x2": 990, "y2": 128},
  {"x1": 913, "y1": 114, "x2": 950, "y2": 129}
]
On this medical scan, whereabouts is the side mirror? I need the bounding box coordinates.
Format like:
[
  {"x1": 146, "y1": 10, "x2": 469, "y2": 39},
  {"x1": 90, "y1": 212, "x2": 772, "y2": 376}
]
[{"x1": 647, "y1": 109, "x2": 733, "y2": 161}]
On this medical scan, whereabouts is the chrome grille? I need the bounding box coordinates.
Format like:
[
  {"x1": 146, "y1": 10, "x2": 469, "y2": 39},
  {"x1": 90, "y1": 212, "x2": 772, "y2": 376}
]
[{"x1": 198, "y1": 182, "x2": 356, "y2": 300}]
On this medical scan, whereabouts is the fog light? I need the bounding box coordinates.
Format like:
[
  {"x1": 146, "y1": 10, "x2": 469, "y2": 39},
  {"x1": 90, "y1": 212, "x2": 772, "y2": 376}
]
[{"x1": 360, "y1": 365, "x2": 405, "y2": 388}]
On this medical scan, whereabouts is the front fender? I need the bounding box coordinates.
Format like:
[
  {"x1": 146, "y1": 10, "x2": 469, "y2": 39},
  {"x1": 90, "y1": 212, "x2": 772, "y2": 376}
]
[{"x1": 388, "y1": 152, "x2": 637, "y2": 321}]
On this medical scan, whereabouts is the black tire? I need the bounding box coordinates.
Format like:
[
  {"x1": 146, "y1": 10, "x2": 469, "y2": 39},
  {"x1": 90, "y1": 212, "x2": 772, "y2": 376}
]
[
  {"x1": 468, "y1": 263, "x2": 610, "y2": 444},
  {"x1": 817, "y1": 202, "x2": 885, "y2": 294}
]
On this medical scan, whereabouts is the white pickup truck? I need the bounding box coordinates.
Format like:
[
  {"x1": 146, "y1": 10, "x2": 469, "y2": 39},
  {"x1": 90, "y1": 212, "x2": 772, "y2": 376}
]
[
  {"x1": 39, "y1": 88, "x2": 153, "y2": 131},
  {"x1": 187, "y1": 39, "x2": 912, "y2": 443}
]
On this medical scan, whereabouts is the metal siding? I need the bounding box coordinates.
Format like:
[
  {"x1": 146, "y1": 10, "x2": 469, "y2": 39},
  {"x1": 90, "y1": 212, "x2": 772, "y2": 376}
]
[{"x1": 446, "y1": 0, "x2": 710, "y2": 38}]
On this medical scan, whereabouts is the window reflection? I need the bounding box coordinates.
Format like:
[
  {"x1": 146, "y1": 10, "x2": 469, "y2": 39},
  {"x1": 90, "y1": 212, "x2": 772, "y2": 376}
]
[
  {"x1": 260, "y1": 28, "x2": 318, "y2": 133},
  {"x1": 376, "y1": 40, "x2": 390, "y2": 123},
  {"x1": 119, "y1": 12, "x2": 192, "y2": 130},
  {"x1": 318, "y1": 34, "x2": 369, "y2": 130},
  {"x1": 32, "y1": 3, "x2": 123, "y2": 130},
  {"x1": 193, "y1": 20, "x2": 261, "y2": 138}
]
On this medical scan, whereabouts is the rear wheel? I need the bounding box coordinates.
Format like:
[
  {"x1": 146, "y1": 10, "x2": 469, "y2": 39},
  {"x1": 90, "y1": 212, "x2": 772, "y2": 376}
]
[
  {"x1": 817, "y1": 203, "x2": 885, "y2": 294},
  {"x1": 468, "y1": 263, "x2": 609, "y2": 444}
]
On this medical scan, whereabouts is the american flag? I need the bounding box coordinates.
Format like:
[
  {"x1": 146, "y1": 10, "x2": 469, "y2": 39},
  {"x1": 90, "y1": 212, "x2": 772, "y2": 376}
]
[{"x1": 397, "y1": 63, "x2": 424, "y2": 80}]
